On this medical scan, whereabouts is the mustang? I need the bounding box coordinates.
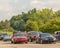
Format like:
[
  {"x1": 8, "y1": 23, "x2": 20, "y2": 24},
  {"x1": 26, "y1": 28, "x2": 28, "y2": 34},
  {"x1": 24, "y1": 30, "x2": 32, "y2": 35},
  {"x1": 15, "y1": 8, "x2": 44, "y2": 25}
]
[{"x1": 11, "y1": 34, "x2": 29, "y2": 44}]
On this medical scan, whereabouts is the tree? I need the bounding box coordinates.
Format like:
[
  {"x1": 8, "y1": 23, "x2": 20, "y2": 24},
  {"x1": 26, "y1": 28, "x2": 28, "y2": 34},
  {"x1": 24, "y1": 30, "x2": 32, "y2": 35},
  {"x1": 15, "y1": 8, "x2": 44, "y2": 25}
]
[
  {"x1": 39, "y1": 8, "x2": 54, "y2": 23},
  {"x1": 40, "y1": 17, "x2": 60, "y2": 34},
  {"x1": 0, "y1": 21, "x2": 5, "y2": 29},
  {"x1": 10, "y1": 15, "x2": 26, "y2": 31},
  {"x1": 55, "y1": 10, "x2": 60, "y2": 17},
  {"x1": 10, "y1": 8, "x2": 60, "y2": 33},
  {"x1": 26, "y1": 20, "x2": 39, "y2": 31}
]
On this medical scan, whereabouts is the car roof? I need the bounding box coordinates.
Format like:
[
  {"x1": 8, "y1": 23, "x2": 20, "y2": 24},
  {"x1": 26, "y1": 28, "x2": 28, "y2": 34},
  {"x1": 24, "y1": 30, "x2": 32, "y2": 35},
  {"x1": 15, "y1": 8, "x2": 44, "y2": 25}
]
[
  {"x1": 40, "y1": 33, "x2": 50, "y2": 35},
  {"x1": 14, "y1": 33, "x2": 26, "y2": 35},
  {"x1": 28, "y1": 31, "x2": 42, "y2": 33}
]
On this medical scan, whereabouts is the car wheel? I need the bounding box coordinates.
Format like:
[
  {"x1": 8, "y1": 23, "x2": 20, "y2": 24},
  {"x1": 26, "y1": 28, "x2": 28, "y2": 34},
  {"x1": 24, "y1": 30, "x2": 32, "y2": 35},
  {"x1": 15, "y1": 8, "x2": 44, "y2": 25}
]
[
  {"x1": 36, "y1": 41, "x2": 38, "y2": 44},
  {"x1": 25, "y1": 42, "x2": 28, "y2": 44},
  {"x1": 52, "y1": 42, "x2": 56, "y2": 44},
  {"x1": 11, "y1": 41, "x2": 14, "y2": 43},
  {"x1": 30, "y1": 39, "x2": 33, "y2": 42},
  {"x1": 36, "y1": 39, "x2": 39, "y2": 44},
  {"x1": 29, "y1": 38, "x2": 33, "y2": 42},
  {"x1": 11, "y1": 41, "x2": 16, "y2": 44},
  {"x1": 3, "y1": 40, "x2": 6, "y2": 41},
  {"x1": 12, "y1": 42, "x2": 17, "y2": 44},
  {"x1": 11, "y1": 39, "x2": 16, "y2": 44}
]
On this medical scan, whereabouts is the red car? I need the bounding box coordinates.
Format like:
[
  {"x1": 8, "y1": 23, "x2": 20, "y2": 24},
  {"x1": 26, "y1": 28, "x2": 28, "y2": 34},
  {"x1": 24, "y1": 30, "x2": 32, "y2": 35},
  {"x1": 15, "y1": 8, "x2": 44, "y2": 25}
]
[
  {"x1": 28, "y1": 31, "x2": 42, "y2": 42},
  {"x1": 11, "y1": 34, "x2": 29, "y2": 44}
]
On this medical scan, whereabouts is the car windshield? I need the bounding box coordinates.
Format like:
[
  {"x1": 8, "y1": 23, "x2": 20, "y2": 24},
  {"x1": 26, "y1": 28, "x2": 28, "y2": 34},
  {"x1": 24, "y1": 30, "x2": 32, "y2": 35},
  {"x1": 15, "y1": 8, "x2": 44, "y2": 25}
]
[
  {"x1": 14, "y1": 34, "x2": 26, "y2": 37},
  {"x1": 31, "y1": 32, "x2": 38, "y2": 35},
  {"x1": 40, "y1": 33, "x2": 53, "y2": 37}
]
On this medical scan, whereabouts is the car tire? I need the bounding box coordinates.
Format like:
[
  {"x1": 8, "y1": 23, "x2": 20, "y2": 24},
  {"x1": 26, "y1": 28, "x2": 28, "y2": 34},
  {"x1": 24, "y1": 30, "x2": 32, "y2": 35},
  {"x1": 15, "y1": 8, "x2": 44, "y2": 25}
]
[
  {"x1": 3, "y1": 40, "x2": 6, "y2": 41},
  {"x1": 29, "y1": 37, "x2": 33, "y2": 42},
  {"x1": 36, "y1": 39, "x2": 39, "y2": 44},
  {"x1": 52, "y1": 42, "x2": 56, "y2": 44},
  {"x1": 25, "y1": 42, "x2": 28, "y2": 44},
  {"x1": 11, "y1": 41, "x2": 13, "y2": 43},
  {"x1": 11, "y1": 41, "x2": 17, "y2": 44},
  {"x1": 36, "y1": 41, "x2": 38, "y2": 44}
]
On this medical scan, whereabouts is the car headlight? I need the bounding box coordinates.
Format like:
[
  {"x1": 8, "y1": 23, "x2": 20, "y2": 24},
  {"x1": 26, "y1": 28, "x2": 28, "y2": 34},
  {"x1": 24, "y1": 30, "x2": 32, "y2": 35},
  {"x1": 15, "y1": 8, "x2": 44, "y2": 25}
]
[
  {"x1": 45, "y1": 38, "x2": 48, "y2": 40},
  {"x1": 53, "y1": 38, "x2": 56, "y2": 40}
]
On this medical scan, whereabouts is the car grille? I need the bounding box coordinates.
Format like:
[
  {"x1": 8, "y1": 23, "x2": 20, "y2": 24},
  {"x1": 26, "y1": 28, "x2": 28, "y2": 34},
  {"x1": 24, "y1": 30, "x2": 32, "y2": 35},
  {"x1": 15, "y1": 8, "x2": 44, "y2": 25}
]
[{"x1": 47, "y1": 37, "x2": 53, "y2": 41}]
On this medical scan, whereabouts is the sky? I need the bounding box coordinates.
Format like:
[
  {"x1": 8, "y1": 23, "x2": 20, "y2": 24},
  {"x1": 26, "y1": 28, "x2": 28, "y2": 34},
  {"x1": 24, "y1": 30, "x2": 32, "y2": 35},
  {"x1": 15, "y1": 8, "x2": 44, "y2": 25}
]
[{"x1": 0, "y1": 0, "x2": 60, "y2": 21}]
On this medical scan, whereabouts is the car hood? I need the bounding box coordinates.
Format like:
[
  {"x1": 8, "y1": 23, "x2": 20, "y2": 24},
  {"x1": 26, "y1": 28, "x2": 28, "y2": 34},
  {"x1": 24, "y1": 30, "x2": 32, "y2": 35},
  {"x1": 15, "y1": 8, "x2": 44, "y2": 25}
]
[
  {"x1": 4, "y1": 36, "x2": 11, "y2": 39},
  {"x1": 42, "y1": 36, "x2": 55, "y2": 39},
  {"x1": 14, "y1": 36, "x2": 27, "y2": 38}
]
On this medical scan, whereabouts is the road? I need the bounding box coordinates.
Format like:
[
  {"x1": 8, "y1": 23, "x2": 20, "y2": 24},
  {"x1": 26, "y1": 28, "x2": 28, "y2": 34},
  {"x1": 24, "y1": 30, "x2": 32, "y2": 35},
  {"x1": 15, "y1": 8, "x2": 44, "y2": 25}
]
[{"x1": 0, "y1": 41, "x2": 60, "y2": 48}]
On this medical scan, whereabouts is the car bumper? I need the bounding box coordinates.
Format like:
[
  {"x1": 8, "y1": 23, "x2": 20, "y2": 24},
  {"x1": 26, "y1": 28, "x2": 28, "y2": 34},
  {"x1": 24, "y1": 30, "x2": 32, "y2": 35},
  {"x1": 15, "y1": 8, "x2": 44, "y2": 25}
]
[
  {"x1": 13, "y1": 39, "x2": 28, "y2": 43},
  {"x1": 42, "y1": 40, "x2": 56, "y2": 43},
  {"x1": 3, "y1": 39, "x2": 11, "y2": 41}
]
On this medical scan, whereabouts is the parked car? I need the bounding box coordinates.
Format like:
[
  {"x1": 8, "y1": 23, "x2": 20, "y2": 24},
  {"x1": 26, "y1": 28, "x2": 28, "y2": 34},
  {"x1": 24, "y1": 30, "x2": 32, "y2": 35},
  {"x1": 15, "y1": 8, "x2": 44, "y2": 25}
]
[
  {"x1": 3, "y1": 35, "x2": 11, "y2": 41},
  {"x1": 36, "y1": 33, "x2": 56, "y2": 44},
  {"x1": 0, "y1": 33, "x2": 7, "y2": 40},
  {"x1": 54, "y1": 31, "x2": 60, "y2": 40},
  {"x1": 0, "y1": 34, "x2": 3, "y2": 40},
  {"x1": 11, "y1": 33, "x2": 29, "y2": 44},
  {"x1": 28, "y1": 31, "x2": 42, "y2": 42}
]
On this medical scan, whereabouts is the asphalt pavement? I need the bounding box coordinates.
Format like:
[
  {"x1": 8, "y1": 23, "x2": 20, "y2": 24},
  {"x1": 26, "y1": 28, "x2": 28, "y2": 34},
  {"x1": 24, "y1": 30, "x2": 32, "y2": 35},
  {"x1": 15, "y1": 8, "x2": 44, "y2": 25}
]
[{"x1": 0, "y1": 41, "x2": 60, "y2": 48}]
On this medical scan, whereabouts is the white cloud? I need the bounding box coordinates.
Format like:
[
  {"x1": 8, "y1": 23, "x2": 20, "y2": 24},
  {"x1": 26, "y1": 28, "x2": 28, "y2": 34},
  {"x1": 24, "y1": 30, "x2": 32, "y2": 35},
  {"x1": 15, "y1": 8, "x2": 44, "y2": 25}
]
[
  {"x1": 30, "y1": 0, "x2": 60, "y2": 10},
  {"x1": 0, "y1": 5, "x2": 12, "y2": 11},
  {"x1": 0, "y1": 0, "x2": 60, "y2": 21},
  {"x1": 30, "y1": 0, "x2": 46, "y2": 9},
  {"x1": 14, "y1": 0, "x2": 19, "y2": 3},
  {"x1": 31, "y1": 0, "x2": 44, "y2": 5}
]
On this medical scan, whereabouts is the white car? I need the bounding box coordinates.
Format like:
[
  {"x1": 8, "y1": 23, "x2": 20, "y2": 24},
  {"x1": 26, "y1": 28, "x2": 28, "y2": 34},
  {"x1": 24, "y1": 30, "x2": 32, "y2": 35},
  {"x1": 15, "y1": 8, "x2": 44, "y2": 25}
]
[
  {"x1": 54, "y1": 31, "x2": 60, "y2": 40},
  {"x1": 3, "y1": 35, "x2": 11, "y2": 41}
]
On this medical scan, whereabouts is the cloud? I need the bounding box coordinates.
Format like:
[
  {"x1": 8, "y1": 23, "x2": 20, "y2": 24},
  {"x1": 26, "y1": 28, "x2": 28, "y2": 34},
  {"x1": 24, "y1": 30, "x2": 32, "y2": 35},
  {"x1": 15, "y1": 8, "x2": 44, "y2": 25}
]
[
  {"x1": 30, "y1": 0, "x2": 60, "y2": 10},
  {"x1": 31, "y1": 0, "x2": 44, "y2": 5},
  {"x1": 0, "y1": 0, "x2": 60, "y2": 21}
]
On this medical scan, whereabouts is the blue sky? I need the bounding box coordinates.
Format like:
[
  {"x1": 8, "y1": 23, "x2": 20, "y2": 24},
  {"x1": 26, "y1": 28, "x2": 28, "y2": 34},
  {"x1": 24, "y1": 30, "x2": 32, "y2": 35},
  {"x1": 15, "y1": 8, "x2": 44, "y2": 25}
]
[{"x1": 0, "y1": 0, "x2": 60, "y2": 21}]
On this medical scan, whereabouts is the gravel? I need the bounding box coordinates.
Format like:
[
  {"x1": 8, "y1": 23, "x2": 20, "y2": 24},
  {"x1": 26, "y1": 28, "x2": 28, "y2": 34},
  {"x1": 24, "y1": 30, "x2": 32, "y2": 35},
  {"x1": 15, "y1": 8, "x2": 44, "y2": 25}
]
[{"x1": 0, "y1": 41, "x2": 60, "y2": 48}]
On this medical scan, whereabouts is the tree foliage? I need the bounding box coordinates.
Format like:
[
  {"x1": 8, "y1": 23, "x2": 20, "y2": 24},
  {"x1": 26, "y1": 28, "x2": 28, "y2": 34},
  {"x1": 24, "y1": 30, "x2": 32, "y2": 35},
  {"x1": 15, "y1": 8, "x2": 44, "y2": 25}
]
[
  {"x1": 26, "y1": 20, "x2": 39, "y2": 31},
  {"x1": 1, "y1": 8, "x2": 60, "y2": 33},
  {"x1": 0, "y1": 20, "x2": 14, "y2": 32}
]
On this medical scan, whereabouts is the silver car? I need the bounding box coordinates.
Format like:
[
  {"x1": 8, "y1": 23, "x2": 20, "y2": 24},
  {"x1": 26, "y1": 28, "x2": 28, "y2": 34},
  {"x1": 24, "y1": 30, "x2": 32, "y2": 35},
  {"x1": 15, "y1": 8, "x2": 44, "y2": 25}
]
[{"x1": 3, "y1": 35, "x2": 11, "y2": 41}]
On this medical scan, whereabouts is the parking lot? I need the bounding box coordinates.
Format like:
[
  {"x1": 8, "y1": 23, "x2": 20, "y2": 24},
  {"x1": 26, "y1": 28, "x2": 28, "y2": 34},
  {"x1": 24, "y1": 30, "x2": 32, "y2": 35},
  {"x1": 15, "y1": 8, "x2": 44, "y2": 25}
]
[
  {"x1": 0, "y1": 32, "x2": 60, "y2": 48},
  {"x1": 0, "y1": 41, "x2": 60, "y2": 48}
]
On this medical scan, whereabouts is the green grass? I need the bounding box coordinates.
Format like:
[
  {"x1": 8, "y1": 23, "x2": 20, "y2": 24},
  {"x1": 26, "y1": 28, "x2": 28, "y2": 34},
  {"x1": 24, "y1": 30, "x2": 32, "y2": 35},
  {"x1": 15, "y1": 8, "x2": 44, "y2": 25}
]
[{"x1": 0, "y1": 30, "x2": 13, "y2": 35}]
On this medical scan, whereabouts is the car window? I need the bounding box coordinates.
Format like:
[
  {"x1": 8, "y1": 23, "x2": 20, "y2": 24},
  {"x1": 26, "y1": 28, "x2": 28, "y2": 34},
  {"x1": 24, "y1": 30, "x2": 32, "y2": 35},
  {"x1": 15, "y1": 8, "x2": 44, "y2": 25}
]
[
  {"x1": 56, "y1": 32, "x2": 60, "y2": 35},
  {"x1": 31, "y1": 32, "x2": 37, "y2": 35},
  {"x1": 14, "y1": 34, "x2": 26, "y2": 37},
  {"x1": 40, "y1": 33, "x2": 53, "y2": 37}
]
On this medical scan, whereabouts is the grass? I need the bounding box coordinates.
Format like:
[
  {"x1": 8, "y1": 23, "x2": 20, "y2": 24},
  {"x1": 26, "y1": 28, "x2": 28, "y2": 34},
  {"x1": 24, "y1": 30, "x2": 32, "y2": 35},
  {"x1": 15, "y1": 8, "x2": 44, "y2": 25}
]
[{"x1": 0, "y1": 30, "x2": 13, "y2": 35}]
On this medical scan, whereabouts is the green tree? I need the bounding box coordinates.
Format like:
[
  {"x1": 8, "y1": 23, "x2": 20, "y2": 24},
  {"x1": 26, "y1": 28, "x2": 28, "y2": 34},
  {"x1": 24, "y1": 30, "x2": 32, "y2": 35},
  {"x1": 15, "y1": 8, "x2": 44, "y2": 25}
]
[
  {"x1": 39, "y1": 8, "x2": 54, "y2": 23},
  {"x1": 26, "y1": 20, "x2": 39, "y2": 31},
  {"x1": 55, "y1": 10, "x2": 60, "y2": 17},
  {"x1": 40, "y1": 17, "x2": 60, "y2": 34}
]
